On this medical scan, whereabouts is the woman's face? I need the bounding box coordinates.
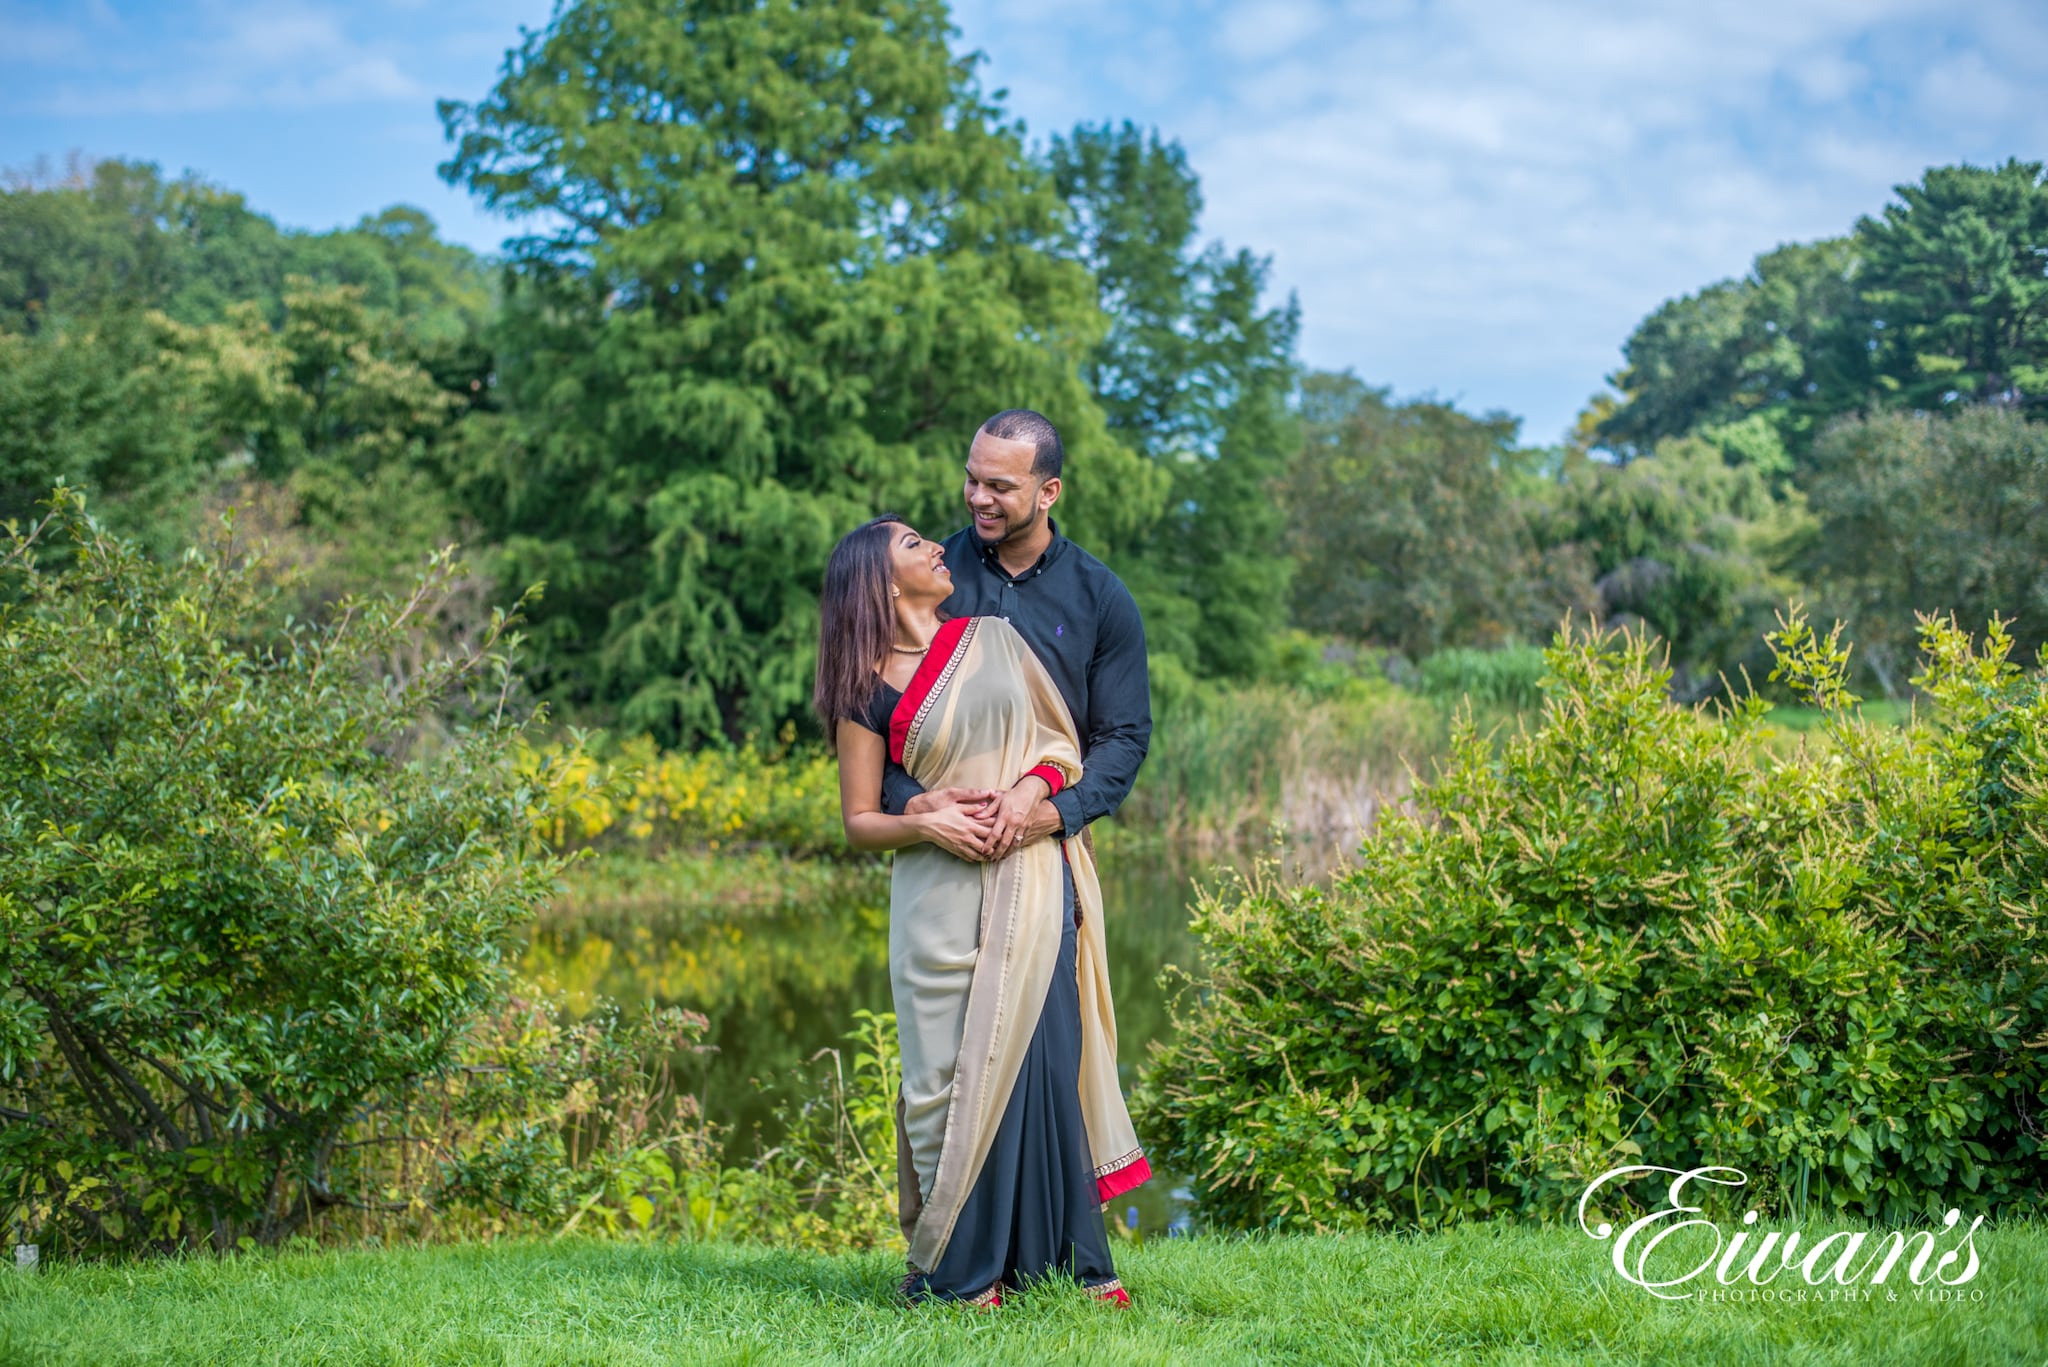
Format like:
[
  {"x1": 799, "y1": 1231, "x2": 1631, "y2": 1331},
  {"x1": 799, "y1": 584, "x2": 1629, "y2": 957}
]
[{"x1": 889, "y1": 524, "x2": 952, "y2": 603}]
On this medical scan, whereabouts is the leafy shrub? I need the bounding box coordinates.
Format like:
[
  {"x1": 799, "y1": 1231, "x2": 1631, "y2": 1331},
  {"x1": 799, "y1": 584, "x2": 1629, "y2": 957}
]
[
  {"x1": 0, "y1": 490, "x2": 590, "y2": 1253},
  {"x1": 1417, "y1": 643, "x2": 1549, "y2": 710},
  {"x1": 441, "y1": 998, "x2": 897, "y2": 1253},
  {"x1": 0, "y1": 492, "x2": 900, "y2": 1257},
  {"x1": 1135, "y1": 611, "x2": 2048, "y2": 1231},
  {"x1": 750, "y1": 1008, "x2": 902, "y2": 1251},
  {"x1": 518, "y1": 732, "x2": 846, "y2": 858}
]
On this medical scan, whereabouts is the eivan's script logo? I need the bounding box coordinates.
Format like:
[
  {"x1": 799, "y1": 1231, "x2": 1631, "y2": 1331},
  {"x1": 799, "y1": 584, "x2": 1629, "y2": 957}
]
[{"x1": 1577, "y1": 1166, "x2": 1983, "y2": 1301}]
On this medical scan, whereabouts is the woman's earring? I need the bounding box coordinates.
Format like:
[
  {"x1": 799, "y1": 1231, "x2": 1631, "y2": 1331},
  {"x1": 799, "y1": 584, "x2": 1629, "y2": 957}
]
[{"x1": 892, "y1": 587, "x2": 900, "y2": 598}]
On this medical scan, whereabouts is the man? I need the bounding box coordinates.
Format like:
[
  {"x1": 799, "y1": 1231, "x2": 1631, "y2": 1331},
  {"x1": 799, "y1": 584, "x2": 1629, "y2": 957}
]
[{"x1": 881, "y1": 409, "x2": 1150, "y2": 861}]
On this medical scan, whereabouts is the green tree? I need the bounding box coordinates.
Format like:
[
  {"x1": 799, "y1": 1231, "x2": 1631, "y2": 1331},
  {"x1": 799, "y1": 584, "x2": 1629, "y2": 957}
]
[
  {"x1": 0, "y1": 280, "x2": 473, "y2": 589},
  {"x1": 0, "y1": 162, "x2": 495, "y2": 579},
  {"x1": 1858, "y1": 159, "x2": 2048, "y2": 414},
  {"x1": 1282, "y1": 372, "x2": 1561, "y2": 660},
  {"x1": 439, "y1": 0, "x2": 1157, "y2": 745},
  {"x1": 338, "y1": 206, "x2": 497, "y2": 348},
  {"x1": 1592, "y1": 161, "x2": 2048, "y2": 461},
  {"x1": 0, "y1": 160, "x2": 175, "y2": 333},
  {"x1": 0, "y1": 310, "x2": 242, "y2": 547},
  {"x1": 245, "y1": 280, "x2": 479, "y2": 601},
  {"x1": 1047, "y1": 122, "x2": 1299, "y2": 679},
  {"x1": 1534, "y1": 437, "x2": 1807, "y2": 695},
  {"x1": 0, "y1": 160, "x2": 494, "y2": 344},
  {"x1": 1594, "y1": 238, "x2": 1863, "y2": 467},
  {"x1": 1799, "y1": 405, "x2": 2048, "y2": 694}
]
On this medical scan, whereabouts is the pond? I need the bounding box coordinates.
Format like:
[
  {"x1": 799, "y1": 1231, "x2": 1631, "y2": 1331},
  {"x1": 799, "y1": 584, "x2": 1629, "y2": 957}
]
[{"x1": 521, "y1": 838, "x2": 1266, "y2": 1237}]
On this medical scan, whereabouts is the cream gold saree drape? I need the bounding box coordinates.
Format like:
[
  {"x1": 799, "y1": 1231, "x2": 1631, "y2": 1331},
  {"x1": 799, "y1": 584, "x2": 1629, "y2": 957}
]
[{"x1": 885, "y1": 614, "x2": 1150, "y2": 1275}]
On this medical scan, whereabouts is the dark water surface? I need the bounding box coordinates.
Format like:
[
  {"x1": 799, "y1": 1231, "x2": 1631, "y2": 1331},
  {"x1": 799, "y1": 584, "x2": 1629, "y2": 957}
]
[{"x1": 523, "y1": 841, "x2": 1223, "y2": 1236}]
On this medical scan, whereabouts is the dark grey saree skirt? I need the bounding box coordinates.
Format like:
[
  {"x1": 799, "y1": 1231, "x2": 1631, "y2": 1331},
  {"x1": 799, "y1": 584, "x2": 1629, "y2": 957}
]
[{"x1": 907, "y1": 856, "x2": 1118, "y2": 1303}]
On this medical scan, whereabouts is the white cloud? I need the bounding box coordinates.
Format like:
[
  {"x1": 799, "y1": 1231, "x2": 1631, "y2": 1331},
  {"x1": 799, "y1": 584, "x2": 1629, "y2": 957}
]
[
  {"x1": 1919, "y1": 51, "x2": 2022, "y2": 123},
  {"x1": 224, "y1": 9, "x2": 344, "y2": 63},
  {"x1": 7, "y1": 0, "x2": 2041, "y2": 440},
  {"x1": 25, "y1": 0, "x2": 425, "y2": 116},
  {"x1": 953, "y1": 0, "x2": 2048, "y2": 441},
  {"x1": 1787, "y1": 51, "x2": 1866, "y2": 103},
  {"x1": 0, "y1": 13, "x2": 90, "y2": 64},
  {"x1": 298, "y1": 55, "x2": 421, "y2": 104},
  {"x1": 1216, "y1": 0, "x2": 1328, "y2": 63}
]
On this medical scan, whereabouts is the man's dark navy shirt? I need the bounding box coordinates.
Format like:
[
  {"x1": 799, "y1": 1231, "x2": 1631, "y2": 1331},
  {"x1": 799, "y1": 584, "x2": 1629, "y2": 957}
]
[{"x1": 879, "y1": 518, "x2": 1150, "y2": 839}]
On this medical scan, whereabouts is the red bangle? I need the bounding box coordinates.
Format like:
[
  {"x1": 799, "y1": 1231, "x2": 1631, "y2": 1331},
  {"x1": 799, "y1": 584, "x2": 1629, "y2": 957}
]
[{"x1": 1024, "y1": 763, "x2": 1065, "y2": 797}]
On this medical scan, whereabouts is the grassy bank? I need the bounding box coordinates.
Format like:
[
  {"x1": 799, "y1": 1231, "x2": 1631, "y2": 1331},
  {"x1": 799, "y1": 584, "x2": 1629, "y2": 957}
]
[
  {"x1": 6, "y1": 1223, "x2": 2042, "y2": 1365},
  {"x1": 534, "y1": 848, "x2": 886, "y2": 944}
]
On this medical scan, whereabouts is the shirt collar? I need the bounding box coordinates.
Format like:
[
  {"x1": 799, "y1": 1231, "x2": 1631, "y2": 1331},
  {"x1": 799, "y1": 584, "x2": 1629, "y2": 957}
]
[{"x1": 974, "y1": 516, "x2": 1065, "y2": 582}]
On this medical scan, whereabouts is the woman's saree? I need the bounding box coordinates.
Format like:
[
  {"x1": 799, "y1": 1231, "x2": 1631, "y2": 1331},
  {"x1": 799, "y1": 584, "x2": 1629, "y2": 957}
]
[{"x1": 885, "y1": 614, "x2": 1151, "y2": 1277}]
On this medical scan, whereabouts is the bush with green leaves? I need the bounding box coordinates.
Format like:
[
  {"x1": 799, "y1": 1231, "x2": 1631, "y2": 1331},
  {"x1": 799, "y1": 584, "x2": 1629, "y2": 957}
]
[
  {"x1": 0, "y1": 489, "x2": 591, "y2": 1253},
  {"x1": 434, "y1": 994, "x2": 899, "y2": 1254},
  {"x1": 1136, "y1": 611, "x2": 2047, "y2": 1231}
]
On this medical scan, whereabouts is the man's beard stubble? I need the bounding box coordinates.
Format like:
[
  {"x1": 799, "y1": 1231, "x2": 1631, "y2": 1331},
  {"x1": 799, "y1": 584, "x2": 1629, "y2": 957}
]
[{"x1": 977, "y1": 501, "x2": 1043, "y2": 547}]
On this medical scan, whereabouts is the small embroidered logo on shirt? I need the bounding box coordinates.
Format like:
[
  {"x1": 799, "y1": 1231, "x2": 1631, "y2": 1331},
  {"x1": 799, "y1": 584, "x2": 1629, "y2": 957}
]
[{"x1": 1056, "y1": 623, "x2": 1065, "y2": 637}]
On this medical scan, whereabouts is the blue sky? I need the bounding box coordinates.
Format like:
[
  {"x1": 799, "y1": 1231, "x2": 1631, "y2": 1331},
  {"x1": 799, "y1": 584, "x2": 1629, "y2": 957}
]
[{"x1": 4, "y1": 1, "x2": 2045, "y2": 444}]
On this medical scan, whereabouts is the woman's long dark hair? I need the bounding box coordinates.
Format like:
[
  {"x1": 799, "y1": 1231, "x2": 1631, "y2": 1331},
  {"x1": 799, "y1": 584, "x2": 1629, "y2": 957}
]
[{"x1": 814, "y1": 514, "x2": 906, "y2": 744}]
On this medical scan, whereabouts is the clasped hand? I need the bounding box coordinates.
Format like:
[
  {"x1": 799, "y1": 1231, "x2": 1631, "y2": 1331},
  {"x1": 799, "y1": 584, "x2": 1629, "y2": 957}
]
[{"x1": 907, "y1": 779, "x2": 1060, "y2": 862}]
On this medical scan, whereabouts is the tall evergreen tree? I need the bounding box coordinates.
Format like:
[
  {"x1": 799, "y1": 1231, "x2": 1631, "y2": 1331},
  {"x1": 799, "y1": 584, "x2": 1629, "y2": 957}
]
[
  {"x1": 1858, "y1": 159, "x2": 2048, "y2": 414},
  {"x1": 1046, "y1": 122, "x2": 1298, "y2": 679},
  {"x1": 440, "y1": 0, "x2": 1156, "y2": 745}
]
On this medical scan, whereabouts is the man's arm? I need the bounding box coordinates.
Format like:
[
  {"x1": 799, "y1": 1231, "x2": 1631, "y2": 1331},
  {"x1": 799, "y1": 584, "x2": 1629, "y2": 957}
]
[
  {"x1": 1050, "y1": 582, "x2": 1151, "y2": 840},
  {"x1": 879, "y1": 759, "x2": 925, "y2": 817}
]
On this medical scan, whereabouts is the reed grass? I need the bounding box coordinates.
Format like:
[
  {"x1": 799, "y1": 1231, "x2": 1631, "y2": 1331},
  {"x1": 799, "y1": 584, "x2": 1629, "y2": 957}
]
[{"x1": 1121, "y1": 679, "x2": 1519, "y2": 859}]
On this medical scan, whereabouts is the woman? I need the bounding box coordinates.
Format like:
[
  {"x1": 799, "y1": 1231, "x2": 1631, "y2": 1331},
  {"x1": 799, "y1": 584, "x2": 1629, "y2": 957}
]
[{"x1": 814, "y1": 514, "x2": 1150, "y2": 1308}]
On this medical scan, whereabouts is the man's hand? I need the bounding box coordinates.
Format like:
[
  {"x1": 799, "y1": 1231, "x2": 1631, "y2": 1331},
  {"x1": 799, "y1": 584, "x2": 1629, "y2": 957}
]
[
  {"x1": 987, "y1": 791, "x2": 1064, "y2": 863},
  {"x1": 906, "y1": 787, "x2": 999, "y2": 862}
]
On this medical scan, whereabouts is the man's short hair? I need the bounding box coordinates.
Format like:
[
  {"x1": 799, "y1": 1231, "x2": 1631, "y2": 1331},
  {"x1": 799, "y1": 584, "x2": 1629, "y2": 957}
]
[{"x1": 980, "y1": 409, "x2": 1064, "y2": 482}]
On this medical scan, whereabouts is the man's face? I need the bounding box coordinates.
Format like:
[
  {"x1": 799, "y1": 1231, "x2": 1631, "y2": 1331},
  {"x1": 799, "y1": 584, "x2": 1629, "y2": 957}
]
[{"x1": 963, "y1": 430, "x2": 1057, "y2": 545}]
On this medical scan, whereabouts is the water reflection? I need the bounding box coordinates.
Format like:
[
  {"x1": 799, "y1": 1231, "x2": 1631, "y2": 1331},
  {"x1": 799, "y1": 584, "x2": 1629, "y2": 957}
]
[{"x1": 523, "y1": 840, "x2": 1237, "y2": 1236}]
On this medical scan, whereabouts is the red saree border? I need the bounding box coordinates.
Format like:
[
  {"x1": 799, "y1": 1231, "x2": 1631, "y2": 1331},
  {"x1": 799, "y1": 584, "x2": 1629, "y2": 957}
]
[
  {"x1": 890, "y1": 616, "x2": 973, "y2": 766},
  {"x1": 1090, "y1": 1278, "x2": 1131, "y2": 1307},
  {"x1": 1095, "y1": 1149, "x2": 1152, "y2": 1204}
]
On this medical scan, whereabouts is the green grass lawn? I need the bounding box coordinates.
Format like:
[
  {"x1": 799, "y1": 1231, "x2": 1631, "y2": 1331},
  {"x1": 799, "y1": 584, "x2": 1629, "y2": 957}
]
[
  {"x1": 4, "y1": 1222, "x2": 2043, "y2": 1366},
  {"x1": 1759, "y1": 700, "x2": 1915, "y2": 732}
]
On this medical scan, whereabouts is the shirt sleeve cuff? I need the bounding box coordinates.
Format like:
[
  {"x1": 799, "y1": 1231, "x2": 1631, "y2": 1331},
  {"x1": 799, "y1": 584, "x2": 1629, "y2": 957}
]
[
  {"x1": 880, "y1": 767, "x2": 923, "y2": 816},
  {"x1": 1050, "y1": 786, "x2": 1085, "y2": 841},
  {"x1": 1025, "y1": 763, "x2": 1067, "y2": 798}
]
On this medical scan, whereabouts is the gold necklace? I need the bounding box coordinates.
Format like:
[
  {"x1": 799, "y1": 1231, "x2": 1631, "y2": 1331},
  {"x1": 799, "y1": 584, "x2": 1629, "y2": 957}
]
[{"x1": 891, "y1": 642, "x2": 930, "y2": 655}]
